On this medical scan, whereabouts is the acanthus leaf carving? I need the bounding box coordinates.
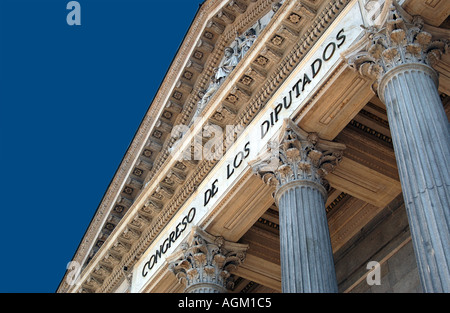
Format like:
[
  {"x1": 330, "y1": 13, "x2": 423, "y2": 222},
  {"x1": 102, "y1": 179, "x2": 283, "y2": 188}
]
[
  {"x1": 345, "y1": 0, "x2": 449, "y2": 94},
  {"x1": 167, "y1": 227, "x2": 248, "y2": 292},
  {"x1": 249, "y1": 119, "x2": 345, "y2": 192}
]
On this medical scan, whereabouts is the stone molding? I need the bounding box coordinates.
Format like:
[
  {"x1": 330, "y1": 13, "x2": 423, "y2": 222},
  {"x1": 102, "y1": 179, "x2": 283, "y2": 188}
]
[
  {"x1": 97, "y1": 0, "x2": 350, "y2": 293},
  {"x1": 60, "y1": 0, "x2": 354, "y2": 293}
]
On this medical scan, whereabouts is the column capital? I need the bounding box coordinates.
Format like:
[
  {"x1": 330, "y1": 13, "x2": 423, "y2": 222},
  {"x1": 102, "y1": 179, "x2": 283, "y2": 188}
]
[
  {"x1": 167, "y1": 227, "x2": 248, "y2": 293},
  {"x1": 345, "y1": 0, "x2": 448, "y2": 96},
  {"x1": 249, "y1": 119, "x2": 346, "y2": 197},
  {"x1": 250, "y1": 119, "x2": 343, "y2": 292}
]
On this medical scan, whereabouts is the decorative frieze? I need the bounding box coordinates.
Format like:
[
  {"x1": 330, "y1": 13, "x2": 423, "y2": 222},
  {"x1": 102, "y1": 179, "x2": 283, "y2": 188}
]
[
  {"x1": 129, "y1": 214, "x2": 151, "y2": 230},
  {"x1": 217, "y1": 9, "x2": 236, "y2": 25},
  {"x1": 101, "y1": 253, "x2": 121, "y2": 268},
  {"x1": 164, "y1": 170, "x2": 186, "y2": 185},
  {"x1": 142, "y1": 149, "x2": 153, "y2": 158},
  {"x1": 145, "y1": 138, "x2": 163, "y2": 152},
  {"x1": 137, "y1": 159, "x2": 153, "y2": 171},
  {"x1": 143, "y1": 199, "x2": 163, "y2": 214},
  {"x1": 111, "y1": 241, "x2": 130, "y2": 255},
  {"x1": 100, "y1": 0, "x2": 350, "y2": 293},
  {"x1": 187, "y1": 60, "x2": 205, "y2": 75},
  {"x1": 117, "y1": 196, "x2": 133, "y2": 209},
  {"x1": 112, "y1": 205, "x2": 125, "y2": 216},
  {"x1": 126, "y1": 177, "x2": 143, "y2": 190},
  {"x1": 63, "y1": 0, "x2": 357, "y2": 294},
  {"x1": 228, "y1": 0, "x2": 248, "y2": 14},
  {"x1": 207, "y1": 19, "x2": 226, "y2": 34},
  {"x1": 155, "y1": 119, "x2": 173, "y2": 133},
  {"x1": 120, "y1": 227, "x2": 140, "y2": 243},
  {"x1": 165, "y1": 100, "x2": 184, "y2": 113}
]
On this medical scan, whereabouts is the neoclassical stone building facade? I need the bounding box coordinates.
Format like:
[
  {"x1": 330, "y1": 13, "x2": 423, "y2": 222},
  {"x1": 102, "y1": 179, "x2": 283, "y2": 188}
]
[{"x1": 58, "y1": 0, "x2": 449, "y2": 293}]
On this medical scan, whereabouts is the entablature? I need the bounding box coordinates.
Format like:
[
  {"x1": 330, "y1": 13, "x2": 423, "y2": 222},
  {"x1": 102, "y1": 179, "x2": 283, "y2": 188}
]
[{"x1": 58, "y1": 0, "x2": 449, "y2": 294}]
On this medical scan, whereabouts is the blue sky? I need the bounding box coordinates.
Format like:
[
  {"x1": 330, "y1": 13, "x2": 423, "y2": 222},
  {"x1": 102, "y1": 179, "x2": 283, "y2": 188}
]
[{"x1": 0, "y1": 0, "x2": 203, "y2": 293}]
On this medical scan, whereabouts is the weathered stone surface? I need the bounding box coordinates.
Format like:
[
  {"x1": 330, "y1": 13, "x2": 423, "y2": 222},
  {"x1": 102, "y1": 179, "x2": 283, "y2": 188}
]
[
  {"x1": 348, "y1": 2, "x2": 450, "y2": 292},
  {"x1": 251, "y1": 119, "x2": 345, "y2": 292}
]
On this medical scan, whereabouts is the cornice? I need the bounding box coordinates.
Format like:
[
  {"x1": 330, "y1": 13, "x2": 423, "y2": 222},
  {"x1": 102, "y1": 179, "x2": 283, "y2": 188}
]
[
  {"x1": 344, "y1": 0, "x2": 449, "y2": 97},
  {"x1": 59, "y1": 0, "x2": 280, "y2": 293},
  {"x1": 58, "y1": 0, "x2": 225, "y2": 293},
  {"x1": 59, "y1": 0, "x2": 354, "y2": 293}
]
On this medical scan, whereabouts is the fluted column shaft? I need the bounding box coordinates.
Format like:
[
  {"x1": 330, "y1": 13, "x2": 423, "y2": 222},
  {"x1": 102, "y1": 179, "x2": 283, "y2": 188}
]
[
  {"x1": 276, "y1": 180, "x2": 338, "y2": 293},
  {"x1": 346, "y1": 1, "x2": 450, "y2": 292},
  {"x1": 379, "y1": 63, "x2": 450, "y2": 292},
  {"x1": 250, "y1": 119, "x2": 345, "y2": 293}
]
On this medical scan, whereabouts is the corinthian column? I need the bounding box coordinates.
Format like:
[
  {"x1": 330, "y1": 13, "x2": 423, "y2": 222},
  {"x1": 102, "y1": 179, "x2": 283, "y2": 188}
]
[
  {"x1": 347, "y1": 1, "x2": 450, "y2": 292},
  {"x1": 167, "y1": 227, "x2": 248, "y2": 293},
  {"x1": 250, "y1": 119, "x2": 346, "y2": 293}
]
